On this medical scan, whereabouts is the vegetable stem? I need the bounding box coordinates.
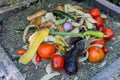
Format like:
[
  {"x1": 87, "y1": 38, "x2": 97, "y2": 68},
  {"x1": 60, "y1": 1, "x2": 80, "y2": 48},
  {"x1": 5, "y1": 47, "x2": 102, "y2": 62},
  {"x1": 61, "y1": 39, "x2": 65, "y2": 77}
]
[{"x1": 50, "y1": 31, "x2": 84, "y2": 38}]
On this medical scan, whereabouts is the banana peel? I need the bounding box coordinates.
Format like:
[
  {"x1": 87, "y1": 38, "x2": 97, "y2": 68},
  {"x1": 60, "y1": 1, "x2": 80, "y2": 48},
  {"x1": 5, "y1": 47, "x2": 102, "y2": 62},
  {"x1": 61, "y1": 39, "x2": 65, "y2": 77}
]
[{"x1": 19, "y1": 28, "x2": 49, "y2": 64}]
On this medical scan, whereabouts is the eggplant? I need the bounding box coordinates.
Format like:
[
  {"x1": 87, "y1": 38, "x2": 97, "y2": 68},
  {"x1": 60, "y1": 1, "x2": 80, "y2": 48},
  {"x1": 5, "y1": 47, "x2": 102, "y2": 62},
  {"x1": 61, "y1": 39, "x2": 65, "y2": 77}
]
[
  {"x1": 69, "y1": 37, "x2": 82, "y2": 45},
  {"x1": 64, "y1": 41, "x2": 85, "y2": 75}
]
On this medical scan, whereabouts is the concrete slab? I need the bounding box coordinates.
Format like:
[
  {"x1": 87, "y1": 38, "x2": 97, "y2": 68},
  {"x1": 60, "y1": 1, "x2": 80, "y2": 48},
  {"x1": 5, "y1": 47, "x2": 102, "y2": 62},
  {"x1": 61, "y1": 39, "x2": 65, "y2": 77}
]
[
  {"x1": 0, "y1": 45, "x2": 25, "y2": 80},
  {"x1": 91, "y1": 58, "x2": 120, "y2": 80}
]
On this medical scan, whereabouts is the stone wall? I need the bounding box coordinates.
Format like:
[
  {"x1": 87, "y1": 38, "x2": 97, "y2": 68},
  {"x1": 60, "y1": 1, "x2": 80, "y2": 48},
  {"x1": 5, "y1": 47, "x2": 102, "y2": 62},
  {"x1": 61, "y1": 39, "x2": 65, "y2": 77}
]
[{"x1": 0, "y1": 0, "x2": 24, "y2": 7}]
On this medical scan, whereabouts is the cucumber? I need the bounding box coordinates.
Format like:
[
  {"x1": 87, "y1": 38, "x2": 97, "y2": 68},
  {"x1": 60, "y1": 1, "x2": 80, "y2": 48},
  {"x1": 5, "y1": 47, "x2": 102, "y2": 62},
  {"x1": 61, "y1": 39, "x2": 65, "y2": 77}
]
[{"x1": 53, "y1": 10, "x2": 75, "y2": 20}]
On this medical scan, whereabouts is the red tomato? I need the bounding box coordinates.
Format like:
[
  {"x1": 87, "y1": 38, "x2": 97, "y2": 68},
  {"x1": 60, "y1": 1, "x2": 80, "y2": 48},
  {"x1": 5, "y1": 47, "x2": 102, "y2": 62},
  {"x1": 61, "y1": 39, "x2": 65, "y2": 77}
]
[
  {"x1": 51, "y1": 54, "x2": 64, "y2": 71},
  {"x1": 92, "y1": 39, "x2": 106, "y2": 47},
  {"x1": 35, "y1": 55, "x2": 41, "y2": 63},
  {"x1": 88, "y1": 46, "x2": 105, "y2": 63},
  {"x1": 102, "y1": 47, "x2": 108, "y2": 54},
  {"x1": 17, "y1": 49, "x2": 26, "y2": 55},
  {"x1": 102, "y1": 28, "x2": 114, "y2": 41},
  {"x1": 38, "y1": 43, "x2": 56, "y2": 59},
  {"x1": 90, "y1": 8, "x2": 100, "y2": 18},
  {"x1": 94, "y1": 17, "x2": 104, "y2": 28}
]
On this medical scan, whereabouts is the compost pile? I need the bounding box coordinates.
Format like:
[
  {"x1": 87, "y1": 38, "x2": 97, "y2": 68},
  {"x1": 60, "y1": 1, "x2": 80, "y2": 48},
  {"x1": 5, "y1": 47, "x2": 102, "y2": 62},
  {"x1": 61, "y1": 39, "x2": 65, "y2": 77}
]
[{"x1": 15, "y1": 4, "x2": 115, "y2": 79}]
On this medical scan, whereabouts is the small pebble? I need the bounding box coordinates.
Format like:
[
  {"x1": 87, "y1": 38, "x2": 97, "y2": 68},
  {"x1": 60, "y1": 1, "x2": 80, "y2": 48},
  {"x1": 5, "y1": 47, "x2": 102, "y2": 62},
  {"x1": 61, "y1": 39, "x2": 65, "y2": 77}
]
[
  {"x1": 74, "y1": 76, "x2": 79, "y2": 80},
  {"x1": 99, "y1": 60, "x2": 107, "y2": 68}
]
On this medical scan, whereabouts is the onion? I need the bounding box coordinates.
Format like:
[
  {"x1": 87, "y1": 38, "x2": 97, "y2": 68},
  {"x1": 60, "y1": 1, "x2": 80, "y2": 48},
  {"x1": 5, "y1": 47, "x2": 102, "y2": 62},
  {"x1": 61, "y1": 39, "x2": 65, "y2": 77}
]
[
  {"x1": 46, "y1": 63, "x2": 52, "y2": 74},
  {"x1": 63, "y1": 22, "x2": 73, "y2": 31}
]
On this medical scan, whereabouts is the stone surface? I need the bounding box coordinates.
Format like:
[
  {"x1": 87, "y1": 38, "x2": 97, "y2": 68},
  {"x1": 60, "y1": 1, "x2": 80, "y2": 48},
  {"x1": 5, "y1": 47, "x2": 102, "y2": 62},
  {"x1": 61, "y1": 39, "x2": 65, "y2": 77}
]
[
  {"x1": 91, "y1": 58, "x2": 120, "y2": 80},
  {"x1": 0, "y1": 45, "x2": 25, "y2": 80}
]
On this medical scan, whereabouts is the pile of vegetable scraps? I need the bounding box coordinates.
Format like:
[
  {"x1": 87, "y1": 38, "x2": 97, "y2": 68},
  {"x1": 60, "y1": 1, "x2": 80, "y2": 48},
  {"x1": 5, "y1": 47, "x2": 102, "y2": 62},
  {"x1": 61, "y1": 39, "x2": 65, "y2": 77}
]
[{"x1": 17, "y1": 4, "x2": 114, "y2": 79}]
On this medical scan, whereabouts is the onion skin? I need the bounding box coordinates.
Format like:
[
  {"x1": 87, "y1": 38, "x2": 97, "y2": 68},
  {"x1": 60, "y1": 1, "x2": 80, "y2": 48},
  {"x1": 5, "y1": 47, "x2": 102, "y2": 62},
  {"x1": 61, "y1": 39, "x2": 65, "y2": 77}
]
[{"x1": 63, "y1": 22, "x2": 73, "y2": 31}]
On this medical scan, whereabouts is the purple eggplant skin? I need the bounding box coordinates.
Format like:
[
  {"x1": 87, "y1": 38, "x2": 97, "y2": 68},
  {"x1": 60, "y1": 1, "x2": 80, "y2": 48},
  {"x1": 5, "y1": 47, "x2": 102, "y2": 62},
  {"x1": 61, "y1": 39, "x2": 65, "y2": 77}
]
[
  {"x1": 64, "y1": 41, "x2": 85, "y2": 75},
  {"x1": 69, "y1": 37, "x2": 82, "y2": 45}
]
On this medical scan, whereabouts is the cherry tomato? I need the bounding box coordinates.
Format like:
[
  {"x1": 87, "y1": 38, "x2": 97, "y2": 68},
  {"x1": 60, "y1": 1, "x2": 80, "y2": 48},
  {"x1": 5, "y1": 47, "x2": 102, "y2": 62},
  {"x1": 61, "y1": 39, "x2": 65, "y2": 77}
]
[
  {"x1": 102, "y1": 47, "x2": 108, "y2": 54},
  {"x1": 102, "y1": 28, "x2": 114, "y2": 41},
  {"x1": 35, "y1": 55, "x2": 41, "y2": 63},
  {"x1": 88, "y1": 46, "x2": 104, "y2": 63},
  {"x1": 94, "y1": 17, "x2": 104, "y2": 28},
  {"x1": 51, "y1": 54, "x2": 64, "y2": 71},
  {"x1": 92, "y1": 39, "x2": 106, "y2": 47},
  {"x1": 38, "y1": 43, "x2": 56, "y2": 59},
  {"x1": 90, "y1": 8, "x2": 100, "y2": 18},
  {"x1": 17, "y1": 49, "x2": 26, "y2": 55}
]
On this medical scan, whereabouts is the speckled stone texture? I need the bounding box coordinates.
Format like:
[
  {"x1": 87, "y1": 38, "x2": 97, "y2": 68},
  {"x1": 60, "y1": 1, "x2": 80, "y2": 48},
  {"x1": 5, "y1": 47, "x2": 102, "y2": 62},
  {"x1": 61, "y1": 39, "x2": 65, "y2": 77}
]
[{"x1": 0, "y1": 45, "x2": 25, "y2": 80}]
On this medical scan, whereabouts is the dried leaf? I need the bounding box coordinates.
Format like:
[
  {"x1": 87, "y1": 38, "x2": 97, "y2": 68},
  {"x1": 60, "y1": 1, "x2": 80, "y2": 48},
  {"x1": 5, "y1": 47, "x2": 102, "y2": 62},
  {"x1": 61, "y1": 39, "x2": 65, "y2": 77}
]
[
  {"x1": 73, "y1": 5, "x2": 83, "y2": 10},
  {"x1": 40, "y1": 72, "x2": 60, "y2": 80},
  {"x1": 27, "y1": 10, "x2": 47, "y2": 21},
  {"x1": 72, "y1": 22, "x2": 81, "y2": 27},
  {"x1": 57, "y1": 25, "x2": 65, "y2": 32},
  {"x1": 46, "y1": 63, "x2": 52, "y2": 74},
  {"x1": 64, "y1": 4, "x2": 68, "y2": 13},
  {"x1": 71, "y1": 27, "x2": 79, "y2": 33},
  {"x1": 79, "y1": 18, "x2": 84, "y2": 26},
  {"x1": 87, "y1": 17, "x2": 97, "y2": 23},
  {"x1": 66, "y1": 4, "x2": 84, "y2": 15},
  {"x1": 85, "y1": 20, "x2": 94, "y2": 29},
  {"x1": 53, "y1": 6, "x2": 64, "y2": 11},
  {"x1": 30, "y1": 16, "x2": 42, "y2": 26},
  {"x1": 84, "y1": 13, "x2": 92, "y2": 18}
]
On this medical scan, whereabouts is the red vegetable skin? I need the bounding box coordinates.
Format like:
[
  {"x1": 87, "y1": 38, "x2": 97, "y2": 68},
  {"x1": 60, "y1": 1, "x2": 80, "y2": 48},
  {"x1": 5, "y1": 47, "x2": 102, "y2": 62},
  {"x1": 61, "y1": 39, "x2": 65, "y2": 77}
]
[
  {"x1": 35, "y1": 55, "x2": 41, "y2": 63},
  {"x1": 102, "y1": 28, "x2": 114, "y2": 41},
  {"x1": 51, "y1": 54, "x2": 64, "y2": 71},
  {"x1": 17, "y1": 49, "x2": 26, "y2": 55},
  {"x1": 90, "y1": 8, "x2": 100, "y2": 18},
  {"x1": 38, "y1": 43, "x2": 56, "y2": 59},
  {"x1": 103, "y1": 47, "x2": 108, "y2": 54},
  {"x1": 92, "y1": 39, "x2": 106, "y2": 47},
  {"x1": 94, "y1": 17, "x2": 104, "y2": 28}
]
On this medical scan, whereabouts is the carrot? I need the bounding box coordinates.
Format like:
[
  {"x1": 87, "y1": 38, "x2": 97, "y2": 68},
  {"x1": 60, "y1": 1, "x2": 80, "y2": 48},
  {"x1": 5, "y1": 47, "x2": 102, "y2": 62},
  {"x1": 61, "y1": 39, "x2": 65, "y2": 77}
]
[
  {"x1": 17, "y1": 49, "x2": 26, "y2": 55},
  {"x1": 27, "y1": 10, "x2": 47, "y2": 21}
]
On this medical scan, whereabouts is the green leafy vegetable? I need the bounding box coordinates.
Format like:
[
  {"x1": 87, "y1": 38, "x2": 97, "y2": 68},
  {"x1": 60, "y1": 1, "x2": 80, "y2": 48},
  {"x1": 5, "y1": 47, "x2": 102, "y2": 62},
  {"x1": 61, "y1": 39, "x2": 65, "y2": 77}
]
[{"x1": 55, "y1": 18, "x2": 67, "y2": 25}]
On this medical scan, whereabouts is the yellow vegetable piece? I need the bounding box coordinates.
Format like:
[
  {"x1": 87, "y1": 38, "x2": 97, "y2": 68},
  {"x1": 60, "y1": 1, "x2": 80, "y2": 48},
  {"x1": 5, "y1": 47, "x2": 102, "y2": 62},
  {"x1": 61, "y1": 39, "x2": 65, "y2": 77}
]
[{"x1": 19, "y1": 28, "x2": 49, "y2": 64}]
